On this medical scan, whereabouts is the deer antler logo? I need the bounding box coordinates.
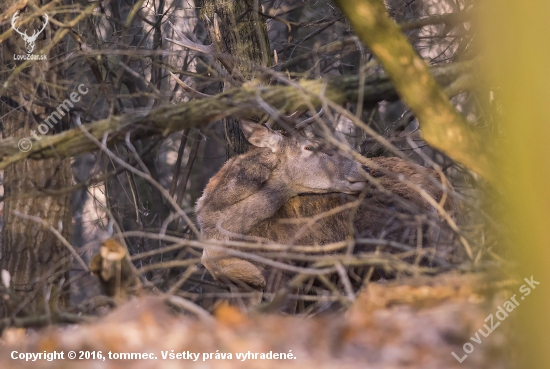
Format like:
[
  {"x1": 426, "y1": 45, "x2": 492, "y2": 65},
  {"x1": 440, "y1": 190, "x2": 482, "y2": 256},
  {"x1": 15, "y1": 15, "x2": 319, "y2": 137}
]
[{"x1": 11, "y1": 11, "x2": 49, "y2": 54}]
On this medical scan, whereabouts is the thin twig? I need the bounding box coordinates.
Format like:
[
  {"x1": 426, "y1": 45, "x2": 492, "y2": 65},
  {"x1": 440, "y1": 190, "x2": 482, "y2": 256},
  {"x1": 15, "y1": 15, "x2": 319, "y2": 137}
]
[
  {"x1": 169, "y1": 72, "x2": 211, "y2": 99},
  {"x1": 175, "y1": 133, "x2": 201, "y2": 207},
  {"x1": 74, "y1": 115, "x2": 200, "y2": 237},
  {"x1": 169, "y1": 128, "x2": 191, "y2": 197},
  {"x1": 335, "y1": 262, "x2": 356, "y2": 303},
  {"x1": 166, "y1": 21, "x2": 215, "y2": 54},
  {"x1": 165, "y1": 295, "x2": 215, "y2": 324}
]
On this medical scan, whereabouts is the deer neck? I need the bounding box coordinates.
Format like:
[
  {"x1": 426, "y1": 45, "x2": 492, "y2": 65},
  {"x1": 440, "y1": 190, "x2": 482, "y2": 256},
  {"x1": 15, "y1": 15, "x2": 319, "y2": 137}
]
[
  {"x1": 201, "y1": 181, "x2": 292, "y2": 240},
  {"x1": 196, "y1": 155, "x2": 294, "y2": 240}
]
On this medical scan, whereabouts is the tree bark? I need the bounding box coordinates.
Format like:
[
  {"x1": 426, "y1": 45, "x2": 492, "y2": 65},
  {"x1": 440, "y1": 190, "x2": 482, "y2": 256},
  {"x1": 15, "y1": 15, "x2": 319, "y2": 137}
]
[
  {"x1": 0, "y1": 1, "x2": 72, "y2": 316},
  {"x1": 202, "y1": 0, "x2": 272, "y2": 157}
]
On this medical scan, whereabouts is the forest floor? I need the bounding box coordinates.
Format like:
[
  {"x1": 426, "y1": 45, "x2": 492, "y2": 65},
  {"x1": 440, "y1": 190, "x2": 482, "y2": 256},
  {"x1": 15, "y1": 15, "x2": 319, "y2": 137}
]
[{"x1": 0, "y1": 272, "x2": 513, "y2": 369}]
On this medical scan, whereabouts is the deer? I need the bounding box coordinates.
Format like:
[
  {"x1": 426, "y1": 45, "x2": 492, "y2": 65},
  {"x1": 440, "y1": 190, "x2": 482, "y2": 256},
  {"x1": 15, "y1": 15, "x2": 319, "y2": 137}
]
[{"x1": 195, "y1": 121, "x2": 456, "y2": 299}]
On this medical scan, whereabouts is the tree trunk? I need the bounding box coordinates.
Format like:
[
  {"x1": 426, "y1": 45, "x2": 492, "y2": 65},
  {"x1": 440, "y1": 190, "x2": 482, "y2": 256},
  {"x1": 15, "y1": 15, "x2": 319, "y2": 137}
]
[
  {"x1": 0, "y1": 1, "x2": 72, "y2": 317},
  {"x1": 202, "y1": 0, "x2": 272, "y2": 157}
]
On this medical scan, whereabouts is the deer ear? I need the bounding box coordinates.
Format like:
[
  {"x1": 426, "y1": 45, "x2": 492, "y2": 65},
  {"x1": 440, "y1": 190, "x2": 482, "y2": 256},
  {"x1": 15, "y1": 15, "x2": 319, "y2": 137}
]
[{"x1": 240, "y1": 121, "x2": 282, "y2": 152}]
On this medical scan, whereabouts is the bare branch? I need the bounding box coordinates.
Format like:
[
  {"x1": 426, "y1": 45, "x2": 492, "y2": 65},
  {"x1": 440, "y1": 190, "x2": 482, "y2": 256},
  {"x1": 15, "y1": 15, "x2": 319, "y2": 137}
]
[
  {"x1": 167, "y1": 20, "x2": 215, "y2": 53},
  {"x1": 334, "y1": 0, "x2": 491, "y2": 181},
  {"x1": 294, "y1": 108, "x2": 324, "y2": 130},
  {"x1": 165, "y1": 295, "x2": 215, "y2": 324},
  {"x1": 73, "y1": 115, "x2": 200, "y2": 237},
  {"x1": 0, "y1": 61, "x2": 474, "y2": 169},
  {"x1": 169, "y1": 71, "x2": 211, "y2": 99}
]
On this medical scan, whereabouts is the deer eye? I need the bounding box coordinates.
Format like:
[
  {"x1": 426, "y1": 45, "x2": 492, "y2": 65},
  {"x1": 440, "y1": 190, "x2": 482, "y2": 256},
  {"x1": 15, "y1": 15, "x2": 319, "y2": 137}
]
[{"x1": 304, "y1": 146, "x2": 314, "y2": 151}]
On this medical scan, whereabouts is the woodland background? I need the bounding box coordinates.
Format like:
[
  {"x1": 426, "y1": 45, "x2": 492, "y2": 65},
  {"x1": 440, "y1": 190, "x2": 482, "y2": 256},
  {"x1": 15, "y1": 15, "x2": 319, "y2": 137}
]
[{"x1": 0, "y1": 0, "x2": 547, "y2": 368}]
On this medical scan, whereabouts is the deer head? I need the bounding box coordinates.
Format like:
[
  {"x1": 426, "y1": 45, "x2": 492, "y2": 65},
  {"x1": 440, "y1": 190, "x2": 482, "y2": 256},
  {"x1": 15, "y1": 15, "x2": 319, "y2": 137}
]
[
  {"x1": 11, "y1": 11, "x2": 49, "y2": 54},
  {"x1": 240, "y1": 121, "x2": 368, "y2": 196}
]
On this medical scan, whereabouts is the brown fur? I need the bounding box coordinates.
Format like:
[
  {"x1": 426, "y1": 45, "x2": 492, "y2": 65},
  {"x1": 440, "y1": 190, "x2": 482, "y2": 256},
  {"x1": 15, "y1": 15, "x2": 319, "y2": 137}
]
[
  {"x1": 253, "y1": 157, "x2": 455, "y2": 247},
  {"x1": 196, "y1": 123, "x2": 455, "y2": 291}
]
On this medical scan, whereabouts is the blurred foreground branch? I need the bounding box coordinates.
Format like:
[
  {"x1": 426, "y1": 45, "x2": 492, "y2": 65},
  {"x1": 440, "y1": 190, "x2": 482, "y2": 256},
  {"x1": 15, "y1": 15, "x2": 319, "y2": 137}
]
[{"x1": 335, "y1": 0, "x2": 492, "y2": 181}]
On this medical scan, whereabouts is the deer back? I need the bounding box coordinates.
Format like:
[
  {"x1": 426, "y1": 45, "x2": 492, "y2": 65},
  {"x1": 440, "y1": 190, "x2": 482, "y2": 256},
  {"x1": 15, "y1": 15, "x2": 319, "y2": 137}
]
[{"x1": 250, "y1": 156, "x2": 456, "y2": 249}]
